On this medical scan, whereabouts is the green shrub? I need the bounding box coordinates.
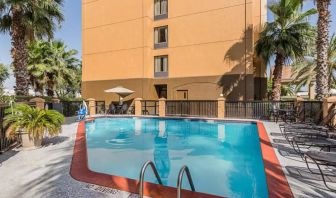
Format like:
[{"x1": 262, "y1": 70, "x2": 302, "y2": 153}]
[{"x1": 4, "y1": 104, "x2": 65, "y2": 139}]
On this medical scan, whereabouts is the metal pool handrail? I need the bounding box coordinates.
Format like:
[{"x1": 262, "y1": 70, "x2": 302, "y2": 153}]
[
  {"x1": 177, "y1": 165, "x2": 196, "y2": 198},
  {"x1": 139, "y1": 161, "x2": 163, "y2": 198}
]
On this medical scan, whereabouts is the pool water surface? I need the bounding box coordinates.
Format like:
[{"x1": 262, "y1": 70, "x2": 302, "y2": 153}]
[{"x1": 85, "y1": 117, "x2": 268, "y2": 197}]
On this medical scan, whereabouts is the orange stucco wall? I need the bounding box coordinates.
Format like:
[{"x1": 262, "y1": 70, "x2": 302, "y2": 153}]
[{"x1": 82, "y1": 0, "x2": 267, "y2": 102}]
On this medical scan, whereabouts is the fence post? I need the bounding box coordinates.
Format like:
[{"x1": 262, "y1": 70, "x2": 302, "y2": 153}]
[
  {"x1": 87, "y1": 98, "x2": 96, "y2": 116},
  {"x1": 134, "y1": 98, "x2": 142, "y2": 116},
  {"x1": 323, "y1": 96, "x2": 336, "y2": 125},
  {"x1": 159, "y1": 98, "x2": 166, "y2": 117},
  {"x1": 217, "y1": 97, "x2": 225, "y2": 119},
  {"x1": 29, "y1": 97, "x2": 45, "y2": 109}
]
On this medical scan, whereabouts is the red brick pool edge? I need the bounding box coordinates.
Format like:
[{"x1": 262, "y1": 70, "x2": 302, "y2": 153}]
[
  {"x1": 256, "y1": 122, "x2": 293, "y2": 198},
  {"x1": 70, "y1": 119, "x2": 293, "y2": 198}
]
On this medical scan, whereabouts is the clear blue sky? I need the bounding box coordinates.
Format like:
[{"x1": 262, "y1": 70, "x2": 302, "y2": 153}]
[
  {"x1": 268, "y1": 0, "x2": 336, "y2": 34},
  {"x1": 0, "y1": 0, "x2": 335, "y2": 89}
]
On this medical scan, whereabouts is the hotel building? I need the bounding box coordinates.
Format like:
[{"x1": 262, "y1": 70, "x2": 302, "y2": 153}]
[{"x1": 82, "y1": 0, "x2": 267, "y2": 103}]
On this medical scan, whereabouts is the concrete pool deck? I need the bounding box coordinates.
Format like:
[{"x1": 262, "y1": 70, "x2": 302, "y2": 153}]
[{"x1": 0, "y1": 118, "x2": 335, "y2": 198}]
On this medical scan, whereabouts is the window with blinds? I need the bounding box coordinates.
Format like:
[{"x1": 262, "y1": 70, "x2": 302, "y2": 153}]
[
  {"x1": 154, "y1": 56, "x2": 168, "y2": 77},
  {"x1": 154, "y1": 26, "x2": 168, "y2": 49},
  {"x1": 154, "y1": 0, "x2": 168, "y2": 20}
]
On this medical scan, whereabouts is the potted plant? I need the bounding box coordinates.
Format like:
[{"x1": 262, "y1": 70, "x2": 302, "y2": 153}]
[{"x1": 4, "y1": 104, "x2": 65, "y2": 148}]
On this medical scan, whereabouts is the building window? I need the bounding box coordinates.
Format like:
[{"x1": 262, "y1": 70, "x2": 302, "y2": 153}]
[
  {"x1": 154, "y1": 26, "x2": 168, "y2": 49},
  {"x1": 154, "y1": 55, "x2": 168, "y2": 77},
  {"x1": 154, "y1": 0, "x2": 168, "y2": 20}
]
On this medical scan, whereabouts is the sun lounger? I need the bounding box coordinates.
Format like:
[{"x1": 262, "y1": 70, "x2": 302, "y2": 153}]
[
  {"x1": 304, "y1": 150, "x2": 336, "y2": 191},
  {"x1": 292, "y1": 136, "x2": 336, "y2": 157},
  {"x1": 280, "y1": 128, "x2": 329, "y2": 144}
]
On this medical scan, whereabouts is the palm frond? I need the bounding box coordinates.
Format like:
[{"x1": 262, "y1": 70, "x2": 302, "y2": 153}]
[{"x1": 4, "y1": 104, "x2": 64, "y2": 139}]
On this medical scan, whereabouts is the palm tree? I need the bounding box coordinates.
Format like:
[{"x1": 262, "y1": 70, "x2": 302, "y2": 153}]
[
  {"x1": 0, "y1": 0, "x2": 64, "y2": 96},
  {"x1": 255, "y1": 0, "x2": 316, "y2": 100},
  {"x1": 267, "y1": 79, "x2": 295, "y2": 98},
  {"x1": 0, "y1": 63, "x2": 9, "y2": 88},
  {"x1": 27, "y1": 41, "x2": 51, "y2": 95},
  {"x1": 315, "y1": 0, "x2": 331, "y2": 100},
  {"x1": 4, "y1": 104, "x2": 64, "y2": 147},
  {"x1": 48, "y1": 41, "x2": 81, "y2": 97},
  {"x1": 27, "y1": 40, "x2": 81, "y2": 97},
  {"x1": 292, "y1": 33, "x2": 336, "y2": 92}
]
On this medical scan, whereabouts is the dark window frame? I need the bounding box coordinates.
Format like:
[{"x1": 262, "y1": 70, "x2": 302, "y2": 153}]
[
  {"x1": 154, "y1": 0, "x2": 168, "y2": 20},
  {"x1": 154, "y1": 26, "x2": 168, "y2": 49},
  {"x1": 154, "y1": 55, "x2": 168, "y2": 78}
]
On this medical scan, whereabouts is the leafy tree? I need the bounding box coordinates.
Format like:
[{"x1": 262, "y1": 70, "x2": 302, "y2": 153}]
[
  {"x1": 0, "y1": 63, "x2": 9, "y2": 88},
  {"x1": 256, "y1": 0, "x2": 316, "y2": 100},
  {"x1": 0, "y1": 0, "x2": 64, "y2": 96},
  {"x1": 27, "y1": 40, "x2": 81, "y2": 97},
  {"x1": 267, "y1": 79, "x2": 295, "y2": 98},
  {"x1": 4, "y1": 104, "x2": 64, "y2": 139},
  {"x1": 292, "y1": 33, "x2": 336, "y2": 92}
]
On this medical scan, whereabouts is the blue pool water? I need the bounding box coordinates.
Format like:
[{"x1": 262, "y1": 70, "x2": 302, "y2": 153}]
[{"x1": 86, "y1": 117, "x2": 268, "y2": 197}]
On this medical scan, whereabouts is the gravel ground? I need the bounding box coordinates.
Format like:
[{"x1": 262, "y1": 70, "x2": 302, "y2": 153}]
[{"x1": 0, "y1": 118, "x2": 336, "y2": 198}]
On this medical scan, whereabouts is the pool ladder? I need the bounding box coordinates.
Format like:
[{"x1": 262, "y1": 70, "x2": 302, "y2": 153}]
[{"x1": 138, "y1": 160, "x2": 196, "y2": 198}]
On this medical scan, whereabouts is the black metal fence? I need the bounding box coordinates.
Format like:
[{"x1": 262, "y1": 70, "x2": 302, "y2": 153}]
[
  {"x1": 297, "y1": 101, "x2": 323, "y2": 124},
  {"x1": 224, "y1": 100, "x2": 323, "y2": 123},
  {"x1": 225, "y1": 101, "x2": 295, "y2": 119},
  {"x1": 166, "y1": 100, "x2": 218, "y2": 117},
  {"x1": 141, "y1": 100, "x2": 159, "y2": 116},
  {"x1": 60, "y1": 101, "x2": 83, "y2": 117}
]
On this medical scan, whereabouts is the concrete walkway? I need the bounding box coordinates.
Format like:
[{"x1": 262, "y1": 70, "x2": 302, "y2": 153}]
[
  {"x1": 0, "y1": 119, "x2": 137, "y2": 198},
  {"x1": 0, "y1": 119, "x2": 336, "y2": 198},
  {"x1": 263, "y1": 121, "x2": 336, "y2": 198}
]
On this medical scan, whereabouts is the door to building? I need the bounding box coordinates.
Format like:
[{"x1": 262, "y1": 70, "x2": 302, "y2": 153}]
[
  {"x1": 176, "y1": 90, "x2": 188, "y2": 100},
  {"x1": 155, "y1": 85, "x2": 167, "y2": 99}
]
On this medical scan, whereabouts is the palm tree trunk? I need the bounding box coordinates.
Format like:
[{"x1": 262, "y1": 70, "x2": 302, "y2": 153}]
[
  {"x1": 46, "y1": 79, "x2": 54, "y2": 97},
  {"x1": 316, "y1": 0, "x2": 331, "y2": 100},
  {"x1": 272, "y1": 53, "x2": 284, "y2": 101},
  {"x1": 11, "y1": 6, "x2": 29, "y2": 96}
]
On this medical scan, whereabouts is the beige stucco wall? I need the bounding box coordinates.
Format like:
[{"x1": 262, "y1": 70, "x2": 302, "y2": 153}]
[{"x1": 82, "y1": 0, "x2": 267, "y2": 101}]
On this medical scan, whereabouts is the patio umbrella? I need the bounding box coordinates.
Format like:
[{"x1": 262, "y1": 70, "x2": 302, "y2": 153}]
[{"x1": 104, "y1": 86, "x2": 135, "y2": 104}]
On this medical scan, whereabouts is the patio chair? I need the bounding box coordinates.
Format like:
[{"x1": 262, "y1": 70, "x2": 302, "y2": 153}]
[
  {"x1": 304, "y1": 150, "x2": 336, "y2": 191},
  {"x1": 292, "y1": 136, "x2": 336, "y2": 157},
  {"x1": 120, "y1": 103, "x2": 128, "y2": 114},
  {"x1": 107, "y1": 103, "x2": 116, "y2": 114},
  {"x1": 128, "y1": 106, "x2": 135, "y2": 114},
  {"x1": 279, "y1": 123, "x2": 329, "y2": 132},
  {"x1": 279, "y1": 127, "x2": 330, "y2": 151},
  {"x1": 285, "y1": 108, "x2": 336, "y2": 129},
  {"x1": 269, "y1": 103, "x2": 280, "y2": 122}
]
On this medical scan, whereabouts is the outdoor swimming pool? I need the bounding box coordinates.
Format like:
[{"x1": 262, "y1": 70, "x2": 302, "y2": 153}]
[{"x1": 85, "y1": 117, "x2": 268, "y2": 197}]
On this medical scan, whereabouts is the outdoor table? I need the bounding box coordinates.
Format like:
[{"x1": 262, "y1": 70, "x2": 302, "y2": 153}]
[
  {"x1": 278, "y1": 109, "x2": 296, "y2": 123},
  {"x1": 116, "y1": 105, "x2": 122, "y2": 114}
]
